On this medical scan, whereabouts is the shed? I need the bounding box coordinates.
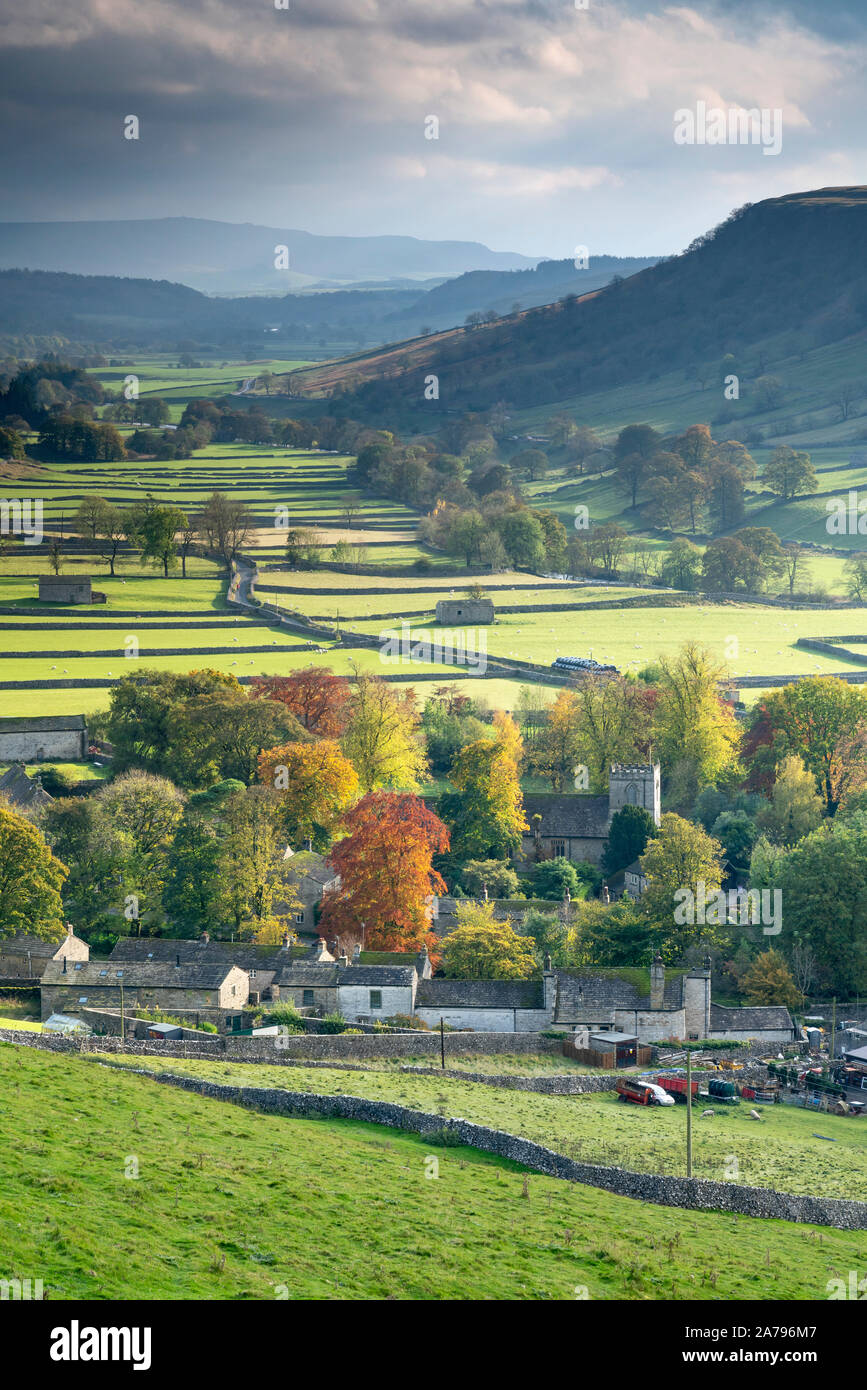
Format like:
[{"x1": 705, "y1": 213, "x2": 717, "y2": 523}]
[
  {"x1": 146, "y1": 1022, "x2": 183, "y2": 1040},
  {"x1": 435, "y1": 598, "x2": 494, "y2": 625},
  {"x1": 589, "y1": 1030, "x2": 640, "y2": 1066}
]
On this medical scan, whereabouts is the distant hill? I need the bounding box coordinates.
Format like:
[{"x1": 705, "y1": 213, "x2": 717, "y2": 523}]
[
  {"x1": 385, "y1": 255, "x2": 659, "y2": 332},
  {"x1": 290, "y1": 188, "x2": 867, "y2": 418},
  {"x1": 0, "y1": 218, "x2": 536, "y2": 293}
]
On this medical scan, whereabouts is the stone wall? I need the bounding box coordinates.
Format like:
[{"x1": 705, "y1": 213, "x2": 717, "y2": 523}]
[
  {"x1": 106, "y1": 1067, "x2": 867, "y2": 1232},
  {"x1": 0, "y1": 728, "x2": 86, "y2": 760}
]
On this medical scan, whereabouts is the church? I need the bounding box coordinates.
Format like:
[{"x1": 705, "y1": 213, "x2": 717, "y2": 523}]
[{"x1": 521, "y1": 764, "x2": 661, "y2": 865}]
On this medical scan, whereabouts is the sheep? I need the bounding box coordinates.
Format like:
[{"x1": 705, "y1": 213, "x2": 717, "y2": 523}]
[
  {"x1": 701, "y1": 1108, "x2": 715, "y2": 1118},
  {"x1": 748, "y1": 1108, "x2": 763, "y2": 1121}
]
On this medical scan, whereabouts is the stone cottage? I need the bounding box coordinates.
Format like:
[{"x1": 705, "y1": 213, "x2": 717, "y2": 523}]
[
  {"x1": 522, "y1": 763, "x2": 661, "y2": 865},
  {"x1": 38, "y1": 576, "x2": 93, "y2": 605},
  {"x1": 0, "y1": 924, "x2": 89, "y2": 980},
  {"x1": 0, "y1": 763, "x2": 53, "y2": 815},
  {"x1": 275, "y1": 847, "x2": 340, "y2": 936},
  {"x1": 40, "y1": 957, "x2": 250, "y2": 1031},
  {"x1": 435, "y1": 597, "x2": 495, "y2": 625}
]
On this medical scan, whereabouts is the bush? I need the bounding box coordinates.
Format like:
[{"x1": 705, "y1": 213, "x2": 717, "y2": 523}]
[
  {"x1": 198, "y1": 1020, "x2": 218, "y2": 1034},
  {"x1": 261, "y1": 1003, "x2": 305, "y2": 1032},
  {"x1": 383, "y1": 1013, "x2": 429, "y2": 1031},
  {"x1": 319, "y1": 1012, "x2": 347, "y2": 1034}
]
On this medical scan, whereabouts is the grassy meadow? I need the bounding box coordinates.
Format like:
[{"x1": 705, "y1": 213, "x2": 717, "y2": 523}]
[{"x1": 0, "y1": 1044, "x2": 861, "y2": 1301}]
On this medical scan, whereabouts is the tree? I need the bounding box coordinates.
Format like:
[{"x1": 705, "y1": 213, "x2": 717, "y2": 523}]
[
  {"x1": 342, "y1": 672, "x2": 426, "y2": 793},
  {"x1": 511, "y1": 448, "x2": 548, "y2": 481},
  {"x1": 496, "y1": 511, "x2": 546, "y2": 570},
  {"x1": 96, "y1": 771, "x2": 186, "y2": 926},
  {"x1": 216, "y1": 786, "x2": 295, "y2": 932},
  {"x1": 764, "y1": 446, "x2": 817, "y2": 502},
  {"x1": 589, "y1": 522, "x2": 629, "y2": 579},
  {"x1": 200, "y1": 491, "x2": 253, "y2": 571},
  {"x1": 759, "y1": 677, "x2": 867, "y2": 815},
  {"x1": 532, "y1": 857, "x2": 587, "y2": 901},
  {"x1": 440, "y1": 714, "x2": 525, "y2": 860},
  {"x1": 661, "y1": 538, "x2": 702, "y2": 590},
  {"x1": 257, "y1": 740, "x2": 358, "y2": 850},
  {"x1": 756, "y1": 755, "x2": 824, "y2": 846},
  {"x1": 640, "y1": 812, "x2": 724, "y2": 959},
  {"x1": 533, "y1": 689, "x2": 580, "y2": 792},
  {"x1": 844, "y1": 553, "x2": 867, "y2": 602},
  {"x1": 711, "y1": 809, "x2": 757, "y2": 871},
  {"x1": 459, "y1": 859, "x2": 520, "y2": 898},
  {"x1": 782, "y1": 541, "x2": 811, "y2": 597},
  {"x1": 284, "y1": 527, "x2": 323, "y2": 569},
  {"x1": 613, "y1": 424, "x2": 662, "y2": 506},
  {"x1": 653, "y1": 642, "x2": 740, "y2": 792},
  {"x1": 440, "y1": 900, "x2": 538, "y2": 979},
  {"x1": 319, "y1": 791, "x2": 449, "y2": 951},
  {"x1": 600, "y1": 804, "x2": 656, "y2": 878},
  {"x1": 741, "y1": 948, "x2": 803, "y2": 1009},
  {"x1": 128, "y1": 498, "x2": 189, "y2": 577},
  {"x1": 251, "y1": 669, "x2": 351, "y2": 738},
  {"x1": 163, "y1": 808, "x2": 227, "y2": 935},
  {"x1": 571, "y1": 675, "x2": 655, "y2": 791},
  {"x1": 0, "y1": 804, "x2": 67, "y2": 938},
  {"x1": 775, "y1": 816, "x2": 867, "y2": 994}
]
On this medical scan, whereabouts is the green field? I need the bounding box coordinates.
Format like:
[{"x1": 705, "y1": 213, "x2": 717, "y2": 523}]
[
  {"x1": 106, "y1": 1054, "x2": 867, "y2": 1201},
  {"x1": 0, "y1": 1044, "x2": 861, "y2": 1300}
]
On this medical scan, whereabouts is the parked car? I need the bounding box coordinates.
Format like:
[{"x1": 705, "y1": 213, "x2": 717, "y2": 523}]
[{"x1": 616, "y1": 1078, "x2": 675, "y2": 1106}]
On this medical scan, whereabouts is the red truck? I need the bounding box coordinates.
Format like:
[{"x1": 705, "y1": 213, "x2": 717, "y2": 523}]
[{"x1": 655, "y1": 1074, "x2": 700, "y2": 1103}]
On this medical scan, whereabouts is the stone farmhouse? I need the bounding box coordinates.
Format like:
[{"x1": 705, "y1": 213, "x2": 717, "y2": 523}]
[
  {"x1": 522, "y1": 763, "x2": 661, "y2": 865},
  {"x1": 0, "y1": 924, "x2": 89, "y2": 980},
  {"x1": 275, "y1": 847, "x2": 340, "y2": 935},
  {"x1": 0, "y1": 715, "x2": 88, "y2": 763},
  {"x1": 40, "y1": 956, "x2": 250, "y2": 1030}
]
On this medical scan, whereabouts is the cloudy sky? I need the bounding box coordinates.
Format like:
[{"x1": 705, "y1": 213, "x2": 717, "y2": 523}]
[{"x1": 0, "y1": 0, "x2": 864, "y2": 258}]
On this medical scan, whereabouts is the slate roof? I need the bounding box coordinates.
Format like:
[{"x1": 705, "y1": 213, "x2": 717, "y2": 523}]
[
  {"x1": 0, "y1": 764, "x2": 53, "y2": 811},
  {"x1": 0, "y1": 931, "x2": 67, "y2": 959},
  {"x1": 522, "y1": 793, "x2": 610, "y2": 839},
  {"x1": 276, "y1": 964, "x2": 340, "y2": 987},
  {"x1": 283, "y1": 849, "x2": 339, "y2": 888},
  {"x1": 109, "y1": 939, "x2": 306, "y2": 971},
  {"x1": 710, "y1": 1004, "x2": 795, "y2": 1034},
  {"x1": 0, "y1": 716, "x2": 86, "y2": 732},
  {"x1": 42, "y1": 960, "x2": 243, "y2": 988},
  {"x1": 340, "y1": 965, "x2": 416, "y2": 987},
  {"x1": 415, "y1": 978, "x2": 543, "y2": 1009}
]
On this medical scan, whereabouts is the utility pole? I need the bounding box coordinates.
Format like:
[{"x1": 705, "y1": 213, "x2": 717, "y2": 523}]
[
  {"x1": 119, "y1": 979, "x2": 125, "y2": 1052},
  {"x1": 440, "y1": 1017, "x2": 445, "y2": 1071},
  {"x1": 686, "y1": 1048, "x2": 693, "y2": 1179},
  {"x1": 830, "y1": 996, "x2": 837, "y2": 1068}
]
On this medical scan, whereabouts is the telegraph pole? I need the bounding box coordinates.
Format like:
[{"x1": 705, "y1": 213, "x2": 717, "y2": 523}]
[
  {"x1": 440, "y1": 1017, "x2": 445, "y2": 1071},
  {"x1": 686, "y1": 1047, "x2": 693, "y2": 1178}
]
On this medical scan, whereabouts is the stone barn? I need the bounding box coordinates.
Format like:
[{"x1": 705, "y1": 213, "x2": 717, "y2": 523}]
[
  {"x1": 435, "y1": 598, "x2": 495, "y2": 625},
  {"x1": 0, "y1": 925, "x2": 89, "y2": 981},
  {"x1": 0, "y1": 716, "x2": 88, "y2": 762},
  {"x1": 38, "y1": 576, "x2": 93, "y2": 604}
]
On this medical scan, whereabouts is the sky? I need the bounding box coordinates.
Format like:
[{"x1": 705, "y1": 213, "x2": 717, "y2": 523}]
[{"x1": 0, "y1": 0, "x2": 864, "y2": 259}]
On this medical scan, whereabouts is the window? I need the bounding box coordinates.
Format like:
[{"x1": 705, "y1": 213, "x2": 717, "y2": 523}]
[
  {"x1": 302, "y1": 989, "x2": 314, "y2": 1007},
  {"x1": 116, "y1": 970, "x2": 124, "y2": 978},
  {"x1": 552, "y1": 840, "x2": 566, "y2": 858},
  {"x1": 294, "y1": 912, "x2": 304, "y2": 923},
  {"x1": 74, "y1": 963, "x2": 83, "y2": 971},
  {"x1": 370, "y1": 989, "x2": 382, "y2": 1010},
  {"x1": 625, "y1": 782, "x2": 639, "y2": 805},
  {"x1": 99, "y1": 970, "x2": 108, "y2": 977},
  {"x1": 231, "y1": 985, "x2": 236, "y2": 996},
  {"x1": 78, "y1": 996, "x2": 88, "y2": 1003}
]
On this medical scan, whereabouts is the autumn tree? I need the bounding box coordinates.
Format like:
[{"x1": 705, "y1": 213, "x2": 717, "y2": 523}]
[
  {"x1": 440, "y1": 900, "x2": 538, "y2": 979},
  {"x1": 741, "y1": 949, "x2": 803, "y2": 1009},
  {"x1": 441, "y1": 713, "x2": 525, "y2": 860},
  {"x1": 342, "y1": 671, "x2": 427, "y2": 792},
  {"x1": 319, "y1": 791, "x2": 449, "y2": 951},
  {"x1": 764, "y1": 446, "x2": 818, "y2": 502},
  {"x1": 571, "y1": 675, "x2": 655, "y2": 791},
  {"x1": 251, "y1": 668, "x2": 351, "y2": 737},
  {"x1": 257, "y1": 740, "x2": 359, "y2": 850},
  {"x1": 533, "y1": 689, "x2": 581, "y2": 791},
  {"x1": 756, "y1": 755, "x2": 824, "y2": 846},
  {"x1": 652, "y1": 642, "x2": 740, "y2": 797},
  {"x1": 758, "y1": 677, "x2": 867, "y2": 815}
]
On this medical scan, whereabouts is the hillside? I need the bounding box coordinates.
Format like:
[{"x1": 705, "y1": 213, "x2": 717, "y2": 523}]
[
  {"x1": 1, "y1": 1043, "x2": 861, "y2": 1300},
  {"x1": 0, "y1": 217, "x2": 535, "y2": 293},
  {"x1": 287, "y1": 188, "x2": 867, "y2": 422}
]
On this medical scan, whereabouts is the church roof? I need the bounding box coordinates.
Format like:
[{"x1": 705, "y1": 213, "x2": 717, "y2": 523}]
[{"x1": 522, "y1": 793, "x2": 610, "y2": 839}]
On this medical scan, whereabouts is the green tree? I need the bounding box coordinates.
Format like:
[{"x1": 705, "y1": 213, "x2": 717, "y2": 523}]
[
  {"x1": 775, "y1": 816, "x2": 867, "y2": 995},
  {"x1": 653, "y1": 642, "x2": 740, "y2": 793},
  {"x1": 0, "y1": 804, "x2": 67, "y2": 938},
  {"x1": 640, "y1": 812, "x2": 724, "y2": 959},
  {"x1": 764, "y1": 446, "x2": 818, "y2": 502},
  {"x1": 600, "y1": 804, "x2": 656, "y2": 878}
]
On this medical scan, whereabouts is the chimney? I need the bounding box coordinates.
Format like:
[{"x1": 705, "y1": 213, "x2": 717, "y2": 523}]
[
  {"x1": 201, "y1": 931, "x2": 210, "y2": 944},
  {"x1": 337, "y1": 953, "x2": 349, "y2": 968},
  {"x1": 66, "y1": 922, "x2": 74, "y2": 937},
  {"x1": 602, "y1": 885, "x2": 610, "y2": 905},
  {"x1": 305, "y1": 836, "x2": 313, "y2": 853},
  {"x1": 62, "y1": 956, "x2": 67, "y2": 974},
  {"x1": 650, "y1": 951, "x2": 665, "y2": 1011}
]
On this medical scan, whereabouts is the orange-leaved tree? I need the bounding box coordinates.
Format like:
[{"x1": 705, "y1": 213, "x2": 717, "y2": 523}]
[
  {"x1": 257, "y1": 739, "x2": 359, "y2": 851},
  {"x1": 251, "y1": 667, "x2": 352, "y2": 737},
  {"x1": 318, "y1": 790, "x2": 449, "y2": 953}
]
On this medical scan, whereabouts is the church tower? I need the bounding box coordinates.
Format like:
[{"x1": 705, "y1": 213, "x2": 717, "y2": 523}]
[{"x1": 608, "y1": 764, "x2": 661, "y2": 826}]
